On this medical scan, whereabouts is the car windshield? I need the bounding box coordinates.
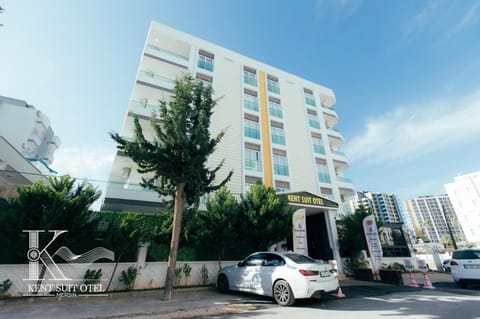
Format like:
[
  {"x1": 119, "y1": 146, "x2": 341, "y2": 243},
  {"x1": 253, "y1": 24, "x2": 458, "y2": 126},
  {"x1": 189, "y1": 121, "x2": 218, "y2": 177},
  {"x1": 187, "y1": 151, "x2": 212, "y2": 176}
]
[{"x1": 284, "y1": 253, "x2": 315, "y2": 264}]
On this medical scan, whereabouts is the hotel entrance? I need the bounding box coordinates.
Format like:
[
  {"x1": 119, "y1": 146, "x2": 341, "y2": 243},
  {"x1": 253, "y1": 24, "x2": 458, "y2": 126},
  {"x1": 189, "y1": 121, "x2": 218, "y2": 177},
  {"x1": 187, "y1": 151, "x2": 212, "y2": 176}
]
[{"x1": 284, "y1": 191, "x2": 343, "y2": 273}]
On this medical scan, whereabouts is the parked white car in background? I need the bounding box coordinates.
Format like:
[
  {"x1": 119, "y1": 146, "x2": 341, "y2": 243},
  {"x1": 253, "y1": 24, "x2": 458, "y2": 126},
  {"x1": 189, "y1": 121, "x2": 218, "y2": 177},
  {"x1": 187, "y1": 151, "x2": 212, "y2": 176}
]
[
  {"x1": 450, "y1": 248, "x2": 480, "y2": 288},
  {"x1": 216, "y1": 251, "x2": 339, "y2": 306}
]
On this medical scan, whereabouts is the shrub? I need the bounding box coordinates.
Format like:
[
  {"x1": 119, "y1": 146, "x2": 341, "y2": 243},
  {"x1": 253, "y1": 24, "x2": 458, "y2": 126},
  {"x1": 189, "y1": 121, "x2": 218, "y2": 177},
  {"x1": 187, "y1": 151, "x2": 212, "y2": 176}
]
[
  {"x1": 182, "y1": 264, "x2": 192, "y2": 285},
  {"x1": 200, "y1": 264, "x2": 209, "y2": 285},
  {"x1": 119, "y1": 267, "x2": 137, "y2": 290},
  {"x1": 84, "y1": 269, "x2": 102, "y2": 285},
  {"x1": 0, "y1": 279, "x2": 12, "y2": 297},
  {"x1": 174, "y1": 267, "x2": 182, "y2": 287}
]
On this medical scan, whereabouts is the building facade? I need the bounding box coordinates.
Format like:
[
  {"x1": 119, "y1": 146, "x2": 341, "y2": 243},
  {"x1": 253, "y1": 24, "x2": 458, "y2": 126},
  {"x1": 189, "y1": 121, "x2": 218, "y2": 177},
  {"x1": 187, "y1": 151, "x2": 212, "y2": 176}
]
[
  {"x1": 0, "y1": 96, "x2": 60, "y2": 197},
  {"x1": 353, "y1": 191, "x2": 403, "y2": 224},
  {"x1": 103, "y1": 22, "x2": 356, "y2": 214},
  {"x1": 445, "y1": 172, "x2": 480, "y2": 245},
  {"x1": 405, "y1": 195, "x2": 466, "y2": 246}
]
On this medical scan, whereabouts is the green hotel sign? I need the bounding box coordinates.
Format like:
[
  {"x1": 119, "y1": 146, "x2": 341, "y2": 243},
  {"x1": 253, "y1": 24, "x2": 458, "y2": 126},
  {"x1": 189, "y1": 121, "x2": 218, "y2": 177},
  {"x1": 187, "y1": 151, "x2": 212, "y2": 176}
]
[{"x1": 284, "y1": 191, "x2": 338, "y2": 209}]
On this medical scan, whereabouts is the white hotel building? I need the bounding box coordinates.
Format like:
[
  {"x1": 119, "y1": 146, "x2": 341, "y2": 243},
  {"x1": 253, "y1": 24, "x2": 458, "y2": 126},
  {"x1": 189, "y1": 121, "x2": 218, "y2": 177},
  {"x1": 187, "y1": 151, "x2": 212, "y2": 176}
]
[{"x1": 103, "y1": 22, "x2": 355, "y2": 227}]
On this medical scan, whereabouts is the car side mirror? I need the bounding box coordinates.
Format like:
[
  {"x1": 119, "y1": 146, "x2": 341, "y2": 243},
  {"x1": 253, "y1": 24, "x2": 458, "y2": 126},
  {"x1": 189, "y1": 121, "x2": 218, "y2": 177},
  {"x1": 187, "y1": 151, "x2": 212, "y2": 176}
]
[{"x1": 238, "y1": 261, "x2": 245, "y2": 267}]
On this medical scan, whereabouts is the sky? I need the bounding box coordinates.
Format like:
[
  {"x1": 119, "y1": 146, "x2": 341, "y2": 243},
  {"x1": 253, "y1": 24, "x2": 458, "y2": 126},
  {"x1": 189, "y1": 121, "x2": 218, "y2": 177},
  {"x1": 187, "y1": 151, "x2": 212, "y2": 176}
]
[{"x1": 1, "y1": 0, "x2": 479, "y2": 210}]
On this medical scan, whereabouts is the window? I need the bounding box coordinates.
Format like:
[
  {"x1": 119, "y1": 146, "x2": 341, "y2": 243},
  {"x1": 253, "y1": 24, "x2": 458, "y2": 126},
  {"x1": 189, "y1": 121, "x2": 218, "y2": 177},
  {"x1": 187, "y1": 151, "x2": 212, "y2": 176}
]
[
  {"x1": 311, "y1": 134, "x2": 325, "y2": 155},
  {"x1": 245, "y1": 175, "x2": 261, "y2": 192},
  {"x1": 198, "y1": 50, "x2": 214, "y2": 72},
  {"x1": 273, "y1": 150, "x2": 289, "y2": 176},
  {"x1": 316, "y1": 159, "x2": 331, "y2": 183},
  {"x1": 275, "y1": 181, "x2": 290, "y2": 193},
  {"x1": 268, "y1": 98, "x2": 283, "y2": 118},
  {"x1": 245, "y1": 145, "x2": 262, "y2": 172},
  {"x1": 196, "y1": 73, "x2": 212, "y2": 87},
  {"x1": 304, "y1": 89, "x2": 316, "y2": 106},
  {"x1": 271, "y1": 124, "x2": 285, "y2": 145},
  {"x1": 308, "y1": 112, "x2": 321, "y2": 129},
  {"x1": 243, "y1": 67, "x2": 257, "y2": 86},
  {"x1": 267, "y1": 75, "x2": 280, "y2": 94},
  {"x1": 243, "y1": 91, "x2": 258, "y2": 112},
  {"x1": 244, "y1": 117, "x2": 260, "y2": 139}
]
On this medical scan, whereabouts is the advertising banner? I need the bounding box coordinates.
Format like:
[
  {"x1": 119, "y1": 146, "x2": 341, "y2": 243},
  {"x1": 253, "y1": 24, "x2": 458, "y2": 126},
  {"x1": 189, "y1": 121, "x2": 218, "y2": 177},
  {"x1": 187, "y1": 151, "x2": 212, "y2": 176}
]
[
  {"x1": 362, "y1": 215, "x2": 383, "y2": 273},
  {"x1": 292, "y1": 209, "x2": 308, "y2": 256}
]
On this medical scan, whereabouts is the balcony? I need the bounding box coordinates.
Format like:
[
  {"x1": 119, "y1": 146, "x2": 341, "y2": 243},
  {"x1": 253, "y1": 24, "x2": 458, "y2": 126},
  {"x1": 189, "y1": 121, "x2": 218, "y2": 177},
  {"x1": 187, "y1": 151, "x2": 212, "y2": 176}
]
[
  {"x1": 138, "y1": 70, "x2": 175, "y2": 91},
  {"x1": 245, "y1": 159, "x2": 262, "y2": 172},
  {"x1": 332, "y1": 151, "x2": 350, "y2": 169},
  {"x1": 323, "y1": 109, "x2": 338, "y2": 127},
  {"x1": 129, "y1": 100, "x2": 160, "y2": 118},
  {"x1": 145, "y1": 44, "x2": 189, "y2": 68},
  {"x1": 327, "y1": 129, "x2": 344, "y2": 148}
]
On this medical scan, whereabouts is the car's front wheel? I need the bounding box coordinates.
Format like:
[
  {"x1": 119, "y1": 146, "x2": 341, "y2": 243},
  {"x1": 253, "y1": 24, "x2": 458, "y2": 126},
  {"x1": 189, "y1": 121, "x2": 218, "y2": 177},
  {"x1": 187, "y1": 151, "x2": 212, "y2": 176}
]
[
  {"x1": 273, "y1": 279, "x2": 295, "y2": 306},
  {"x1": 217, "y1": 274, "x2": 229, "y2": 293}
]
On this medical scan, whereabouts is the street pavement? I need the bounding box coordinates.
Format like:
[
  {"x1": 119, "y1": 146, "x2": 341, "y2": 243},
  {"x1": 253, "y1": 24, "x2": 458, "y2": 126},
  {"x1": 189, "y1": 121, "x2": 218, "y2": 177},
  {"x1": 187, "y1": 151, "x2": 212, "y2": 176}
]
[{"x1": 0, "y1": 272, "x2": 478, "y2": 319}]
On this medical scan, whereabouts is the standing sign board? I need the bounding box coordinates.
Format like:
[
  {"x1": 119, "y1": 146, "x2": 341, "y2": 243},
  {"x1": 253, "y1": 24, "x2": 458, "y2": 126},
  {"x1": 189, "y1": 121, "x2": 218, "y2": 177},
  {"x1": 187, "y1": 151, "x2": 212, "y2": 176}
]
[
  {"x1": 362, "y1": 214, "x2": 383, "y2": 273},
  {"x1": 292, "y1": 209, "x2": 308, "y2": 256}
]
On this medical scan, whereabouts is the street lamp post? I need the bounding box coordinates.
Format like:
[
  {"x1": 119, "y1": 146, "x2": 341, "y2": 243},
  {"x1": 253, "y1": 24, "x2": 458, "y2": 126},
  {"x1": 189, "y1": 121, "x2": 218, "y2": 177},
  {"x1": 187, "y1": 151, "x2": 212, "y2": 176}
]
[{"x1": 441, "y1": 204, "x2": 458, "y2": 250}]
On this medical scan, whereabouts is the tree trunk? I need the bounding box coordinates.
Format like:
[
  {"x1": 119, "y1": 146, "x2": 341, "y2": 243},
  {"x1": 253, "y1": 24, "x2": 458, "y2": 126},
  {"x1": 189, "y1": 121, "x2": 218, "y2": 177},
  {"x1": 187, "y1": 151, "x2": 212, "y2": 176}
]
[{"x1": 163, "y1": 182, "x2": 186, "y2": 301}]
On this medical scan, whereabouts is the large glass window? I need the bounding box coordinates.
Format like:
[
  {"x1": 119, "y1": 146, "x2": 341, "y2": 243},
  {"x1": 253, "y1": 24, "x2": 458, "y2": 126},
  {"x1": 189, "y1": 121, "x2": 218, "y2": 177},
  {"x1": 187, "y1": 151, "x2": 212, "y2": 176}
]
[
  {"x1": 267, "y1": 78, "x2": 280, "y2": 94},
  {"x1": 198, "y1": 54, "x2": 214, "y2": 72},
  {"x1": 268, "y1": 100, "x2": 283, "y2": 118},
  {"x1": 273, "y1": 155, "x2": 289, "y2": 176},
  {"x1": 243, "y1": 93, "x2": 258, "y2": 112},
  {"x1": 244, "y1": 119, "x2": 260, "y2": 139},
  {"x1": 271, "y1": 126, "x2": 286, "y2": 145},
  {"x1": 245, "y1": 148, "x2": 262, "y2": 172},
  {"x1": 243, "y1": 69, "x2": 257, "y2": 86}
]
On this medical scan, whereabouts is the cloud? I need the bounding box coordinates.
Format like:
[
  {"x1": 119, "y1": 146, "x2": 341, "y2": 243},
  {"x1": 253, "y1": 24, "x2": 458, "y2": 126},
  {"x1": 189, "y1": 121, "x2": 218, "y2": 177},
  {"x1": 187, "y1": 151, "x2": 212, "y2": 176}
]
[
  {"x1": 344, "y1": 89, "x2": 480, "y2": 165},
  {"x1": 315, "y1": 0, "x2": 363, "y2": 17},
  {"x1": 444, "y1": 2, "x2": 480, "y2": 39},
  {"x1": 402, "y1": 1, "x2": 441, "y2": 38}
]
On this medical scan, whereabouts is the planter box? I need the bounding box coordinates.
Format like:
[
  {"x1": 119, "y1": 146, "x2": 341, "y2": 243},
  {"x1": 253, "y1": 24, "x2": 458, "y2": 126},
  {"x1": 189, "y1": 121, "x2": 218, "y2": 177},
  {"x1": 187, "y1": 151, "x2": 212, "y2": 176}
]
[
  {"x1": 353, "y1": 268, "x2": 374, "y2": 281},
  {"x1": 379, "y1": 269, "x2": 404, "y2": 286}
]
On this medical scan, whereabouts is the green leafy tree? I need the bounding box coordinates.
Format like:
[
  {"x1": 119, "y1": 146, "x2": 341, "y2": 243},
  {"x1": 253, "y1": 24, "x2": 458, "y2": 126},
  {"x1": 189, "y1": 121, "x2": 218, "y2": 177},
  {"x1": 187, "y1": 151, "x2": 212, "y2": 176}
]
[
  {"x1": 241, "y1": 181, "x2": 292, "y2": 251},
  {"x1": 338, "y1": 205, "x2": 381, "y2": 267},
  {"x1": 191, "y1": 187, "x2": 241, "y2": 267},
  {"x1": 110, "y1": 75, "x2": 232, "y2": 300},
  {"x1": 0, "y1": 175, "x2": 101, "y2": 263}
]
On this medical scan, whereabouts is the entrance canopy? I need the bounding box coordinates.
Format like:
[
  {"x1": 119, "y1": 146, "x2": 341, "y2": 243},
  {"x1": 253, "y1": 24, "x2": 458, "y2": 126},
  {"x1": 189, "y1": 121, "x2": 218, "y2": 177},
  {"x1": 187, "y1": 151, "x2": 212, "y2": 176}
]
[{"x1": 282, "y1": 191, "x2": 338, "y2": 214}]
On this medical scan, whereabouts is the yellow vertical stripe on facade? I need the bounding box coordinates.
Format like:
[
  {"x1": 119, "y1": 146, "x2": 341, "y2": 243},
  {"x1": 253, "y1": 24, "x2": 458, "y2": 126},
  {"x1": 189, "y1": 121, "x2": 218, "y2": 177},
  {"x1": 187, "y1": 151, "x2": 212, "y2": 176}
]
[{"x1": 258, "y1": 71, "x2": 273, "y2": 187}]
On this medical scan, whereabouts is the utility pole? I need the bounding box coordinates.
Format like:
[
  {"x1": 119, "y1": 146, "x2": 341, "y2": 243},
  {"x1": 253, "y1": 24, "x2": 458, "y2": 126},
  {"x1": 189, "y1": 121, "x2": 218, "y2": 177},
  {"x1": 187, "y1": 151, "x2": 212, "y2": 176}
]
[{"x1": 441, "y1": 204, "x2": 458, "y2": 250}]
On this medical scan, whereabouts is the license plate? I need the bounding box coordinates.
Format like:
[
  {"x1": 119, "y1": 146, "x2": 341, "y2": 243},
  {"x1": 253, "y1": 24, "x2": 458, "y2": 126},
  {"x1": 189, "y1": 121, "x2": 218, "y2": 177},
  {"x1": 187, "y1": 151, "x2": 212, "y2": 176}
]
[
  {"x1": 320, "y1": 271, "x2": 331, "y2": 277},
  {"x1": 464, "y1": 264, "x2": 480, "y2": 269}
]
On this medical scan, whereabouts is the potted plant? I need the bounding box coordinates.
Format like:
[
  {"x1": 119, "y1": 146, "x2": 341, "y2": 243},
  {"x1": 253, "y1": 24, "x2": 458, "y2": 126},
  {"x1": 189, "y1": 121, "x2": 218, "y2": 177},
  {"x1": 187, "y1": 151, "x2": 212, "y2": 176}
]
[{"x1": 379, "y1": 262, "x2": 405, "y2": 286}]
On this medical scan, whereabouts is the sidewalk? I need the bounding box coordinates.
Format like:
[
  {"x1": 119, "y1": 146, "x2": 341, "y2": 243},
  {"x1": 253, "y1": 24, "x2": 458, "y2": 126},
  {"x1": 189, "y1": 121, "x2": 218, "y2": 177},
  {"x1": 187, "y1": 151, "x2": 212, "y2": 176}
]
[{"x1": 0, "y1": 273, "x2": 459, "y2": 319}]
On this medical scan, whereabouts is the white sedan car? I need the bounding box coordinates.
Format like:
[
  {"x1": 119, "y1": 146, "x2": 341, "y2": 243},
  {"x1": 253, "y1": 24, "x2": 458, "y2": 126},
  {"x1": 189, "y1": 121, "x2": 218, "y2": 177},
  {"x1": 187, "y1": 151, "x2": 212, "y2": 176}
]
[
  {"x1": 216, "y1": 251, "x2": 339, "y2": 306},
  {"x1": 450, "y1": 248, "x2": 480, "y2": 288}
]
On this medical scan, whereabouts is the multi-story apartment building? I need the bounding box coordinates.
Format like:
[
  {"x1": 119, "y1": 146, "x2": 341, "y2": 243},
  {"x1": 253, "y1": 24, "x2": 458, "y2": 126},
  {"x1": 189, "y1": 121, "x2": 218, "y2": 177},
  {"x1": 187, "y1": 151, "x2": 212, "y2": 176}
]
[
  {"x1": 405, "y1": 195, "x2": 466, "y2": 246},
  {"x1": 445, "y1": 172, "x2": 480, "y2": 245},
  {"x1": 353, "y1": 191, "x2": 403, "y2": 224},
  {"x1": 0, "y1": 96, "x2": 60, "y2": 197},
  {"x1": 103, "y1": 22, "x2": 355, "y2": 214}
]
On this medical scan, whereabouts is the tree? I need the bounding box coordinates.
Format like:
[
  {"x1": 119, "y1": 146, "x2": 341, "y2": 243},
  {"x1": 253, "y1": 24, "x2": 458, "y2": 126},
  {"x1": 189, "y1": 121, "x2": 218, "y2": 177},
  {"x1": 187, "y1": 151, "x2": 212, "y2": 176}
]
[
  {"x1": 191, "y1": 187, "x2": 241, "y2": 268},
  {"x1": 338, "y1": 205, "x2": 381, "y2": 268},
  {"x1": 241, "y1": 181, "x2": 292, "y2": 251},
  {"x1": 110, "y1": 75, "x2": 232, "y2": 300},
  {"x1": 0, "y1": 175, "x2": 101, "y2": 263}
]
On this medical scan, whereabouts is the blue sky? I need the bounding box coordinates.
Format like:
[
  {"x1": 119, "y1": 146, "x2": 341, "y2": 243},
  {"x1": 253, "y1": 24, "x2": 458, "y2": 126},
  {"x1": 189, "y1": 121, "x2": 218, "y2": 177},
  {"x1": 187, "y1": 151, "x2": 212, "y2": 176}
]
[{"x1": 1, "y1": 0, "x2": 479, "y2": 209}]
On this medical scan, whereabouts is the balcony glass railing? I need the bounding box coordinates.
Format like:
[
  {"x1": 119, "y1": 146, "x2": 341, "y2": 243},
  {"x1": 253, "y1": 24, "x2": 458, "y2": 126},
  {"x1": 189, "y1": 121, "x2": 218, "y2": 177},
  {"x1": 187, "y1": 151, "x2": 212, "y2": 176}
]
[
  {"x1": 146, "y1": 44, "x2": 189, "y2": 61},
  {"x1": 269, "y1": 107, "x2": 283, "y2": 118},
  {"x1": 337, "y1": 176, "x2": 353, "y2": 183},
  {"x1": 130, "y1": 100, "x2": 159, "y2": 113},
  {"x1": 309, "y1": 119, "x2": 321, "y2": 129},
  {"x1": 198, "y1": 57, "x2": 214, "y2": 72},
  {"x1": 274, "y1": 164, "x2": 289, "y2": 176},
  {"x1": 313, "y1": 144, "x2": 326, "y2": 155},
  {"x1": 332, "y1": 150, "x2": 347, "y2": 157},
  {"x1": 244, "y1": 127, "x2": 260, "y2": 139},
  {"x1": 268, "y1": 83, "x2": 280, "y2": 94},
  {"x1": 244, "y1": 100, "x2": 259, "y2": 112},
  {"x1": 139, "y1": 70, "x2": 175, "y2": 85},
  {"x1": 305, "y1": 96, "x2": 316, "y2": 106},
  {"x1": 318, "y1": 173, "x2": 331, "y2": 184},
  {"x1": 244, "y1": 75, "x2": 257, "y2": 86},
  {"x1": 245, "y1": 159, "x2": 262, "y2": 172},
  {"x1": 271, "y1": 134, "x2": 286, "y2": 145}
]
